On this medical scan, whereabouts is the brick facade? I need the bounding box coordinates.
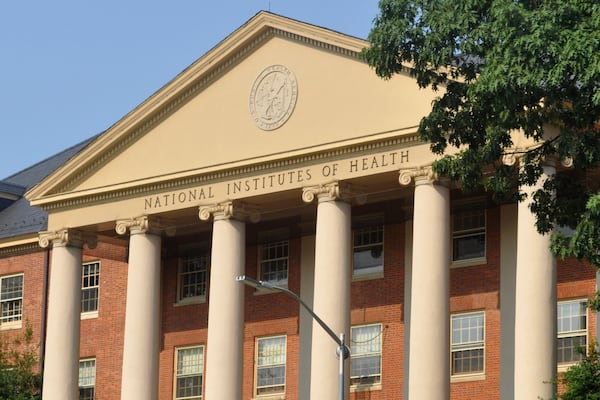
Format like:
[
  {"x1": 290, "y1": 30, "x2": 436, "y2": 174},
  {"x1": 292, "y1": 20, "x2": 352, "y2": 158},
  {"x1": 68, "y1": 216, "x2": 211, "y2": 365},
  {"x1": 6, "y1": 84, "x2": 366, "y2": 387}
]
[{"x1": 1, "y1": 199, "x2": 596, "y2": 399}]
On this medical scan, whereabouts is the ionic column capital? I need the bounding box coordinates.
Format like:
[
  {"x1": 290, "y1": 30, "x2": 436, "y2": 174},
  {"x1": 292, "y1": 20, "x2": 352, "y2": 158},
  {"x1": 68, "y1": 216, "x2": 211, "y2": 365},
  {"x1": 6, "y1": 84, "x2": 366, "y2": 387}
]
[
  {"x1": 399, "y1": 165, "x2": 443, "y2": 186},
  {"x1": 39, "y1": 229, "x2": 97, "y2": 249},
  {"x1": 503, "y1": 146, "x2": 569, "y2": 168},
  {"x1": 302, "y1": 182, "x2": 363, "y2": 204},
  {"x1": 115, "y1": 216, "x2": 176, "y2": 236},
  {"x1": 198, "y1": 201, "x2": 260, "y2": 223}
]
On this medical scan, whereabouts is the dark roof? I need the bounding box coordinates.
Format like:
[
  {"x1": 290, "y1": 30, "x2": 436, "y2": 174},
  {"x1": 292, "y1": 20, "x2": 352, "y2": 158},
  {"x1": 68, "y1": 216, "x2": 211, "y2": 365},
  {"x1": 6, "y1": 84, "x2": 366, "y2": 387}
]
[{"x1": 0, "y1": 135, "x2": 98, "y2": 240}]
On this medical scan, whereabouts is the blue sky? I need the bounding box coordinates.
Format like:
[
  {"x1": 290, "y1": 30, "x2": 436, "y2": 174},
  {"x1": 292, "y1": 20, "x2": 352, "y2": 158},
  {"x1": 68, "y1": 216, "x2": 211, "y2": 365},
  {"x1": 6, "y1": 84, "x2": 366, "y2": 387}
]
[{"x1": 0, "y1": 1, "x2": 381, "y2": 179}]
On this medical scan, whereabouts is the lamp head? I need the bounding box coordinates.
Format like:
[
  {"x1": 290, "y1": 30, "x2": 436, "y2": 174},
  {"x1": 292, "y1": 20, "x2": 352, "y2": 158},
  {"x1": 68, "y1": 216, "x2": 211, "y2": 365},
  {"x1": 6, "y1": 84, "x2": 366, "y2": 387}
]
[{"x1": 235, "y1": 275, "x2": 276, "y2": 290}]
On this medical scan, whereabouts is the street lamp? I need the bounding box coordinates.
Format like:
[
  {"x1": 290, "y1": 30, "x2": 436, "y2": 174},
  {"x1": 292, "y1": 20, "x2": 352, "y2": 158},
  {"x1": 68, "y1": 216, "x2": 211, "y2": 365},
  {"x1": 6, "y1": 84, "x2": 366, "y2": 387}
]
[{"x1": 235, "y1": 275, "x2": 350, "y2": 400}]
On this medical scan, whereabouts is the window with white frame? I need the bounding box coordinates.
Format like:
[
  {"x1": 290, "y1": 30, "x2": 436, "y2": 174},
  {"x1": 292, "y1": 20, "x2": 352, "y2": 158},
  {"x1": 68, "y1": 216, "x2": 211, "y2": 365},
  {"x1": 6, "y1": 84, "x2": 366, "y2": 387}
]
[
  {"x1": 352, "y1": 217, "x2": 384, "y2": 278},
  {"x1": 81, "y1": 262, "x2": 100, "y2": 314},
  {"x1": 451, "y1": 311, "x2": 485, "y2": 375},
  {"x1": 452, "y1": 206, "x2": 486, "y2": 262},
  {"x1": 79, "y1": 358, "x2": 96, "y2": 400},
  {"x1": 175, "y1": 346, "x2": 204, "y2": 400},
  {"x1": 259, "y1": 240, "x2": 288, "y2": 286},
  {"x1": 0, "y1": 274, "x2": 23, "y2": 326},
  {"x1": 256, "y1": 335, "x2": 286, "y2": 396},
  {"x1": 557, "y1": 299, "x2": 587, "y2": 364},
  {"x1": 178, "y1": 248, "x2": 209, "y2": 302},
  {"x1": 351, "y1": 324, "x2": 383, "y2": 386}
]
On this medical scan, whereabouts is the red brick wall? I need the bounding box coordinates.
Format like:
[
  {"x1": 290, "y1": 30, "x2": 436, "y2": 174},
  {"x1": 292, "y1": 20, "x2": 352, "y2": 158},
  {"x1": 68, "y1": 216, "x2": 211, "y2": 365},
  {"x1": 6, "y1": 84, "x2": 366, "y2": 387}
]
[
  {"x1": 79, "y1": 241, "x2": 128, "y2": 400},
  {"x1": 152, "y1": 201, "x2": 597, "y2": 400},
  {"x1": 4, "y1": 199, "x2": 596, "y2": 400},
  {"x1": 0, "y1": 248, "x2": 47, "y2": 369},
  {"x1": 160, "y1": 234, "x2": 209, "y2": 400}
]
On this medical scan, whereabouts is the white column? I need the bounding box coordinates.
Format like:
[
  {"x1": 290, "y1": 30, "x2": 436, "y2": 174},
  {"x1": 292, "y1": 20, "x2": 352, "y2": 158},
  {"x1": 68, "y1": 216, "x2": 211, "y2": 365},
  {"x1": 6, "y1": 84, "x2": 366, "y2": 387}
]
[
  {"x1": 500, "y1": 204, "x2": 517, "y2": 400},
  {"x1": 298, "y1": 234, "x2": 316, "y2": 400},
  {"x1": 117, "y1": 217, "x2": 162, "y2": 400},
  {"x1": 403, "y1": 219, "x2": 413, "y2": 400},
  {"x1": 514, "y1": 163, "x2": 557, "y2": 400},
  {"x1": 39, "y1": 230, "x2": 86, "y2": 400},
  {"x1": 200, "y1": 202, "x2": 245, "y2": 400},
  {"x1": 401, "y1": 169, "x2": 450, "y2": 400},
  {"x1": 303, "y1": 183, "x2": 352, "y2": 400}
]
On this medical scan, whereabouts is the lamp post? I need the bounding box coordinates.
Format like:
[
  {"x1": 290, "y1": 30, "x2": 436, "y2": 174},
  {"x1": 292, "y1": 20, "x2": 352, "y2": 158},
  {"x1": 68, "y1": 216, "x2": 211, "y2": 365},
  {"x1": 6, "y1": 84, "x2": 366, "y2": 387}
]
[{"x1": 235, "y1": 275, "x2": 350, "y2": 400}]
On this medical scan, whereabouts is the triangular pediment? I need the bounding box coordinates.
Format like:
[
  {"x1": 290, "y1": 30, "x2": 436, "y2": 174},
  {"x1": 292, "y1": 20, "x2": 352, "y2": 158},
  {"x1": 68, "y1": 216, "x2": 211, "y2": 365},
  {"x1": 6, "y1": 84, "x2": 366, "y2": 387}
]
[{"x1": 27, "y1": 12, "x2": 439, "y2": 210}]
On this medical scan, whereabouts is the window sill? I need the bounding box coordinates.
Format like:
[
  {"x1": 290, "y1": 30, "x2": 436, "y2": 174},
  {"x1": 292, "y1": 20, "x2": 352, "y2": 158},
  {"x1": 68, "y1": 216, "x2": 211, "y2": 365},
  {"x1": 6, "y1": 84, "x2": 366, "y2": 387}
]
[
  {"x1": 174, "y1": 296, "x2": 206, "y2": 307},
  {"x1": 0, "y1": 321, "x2": 22, "y2": 331},
  {"x1": 81, "y1": 311, "x2": 98, "y2": 320},
  {"x1": 252, "y1": 394, "x2": 286, "y2": 400},
  {"x1": 352, "y1": 271, "x2": 384, "y2": 282},
  {"x1": 451, "y1": 257, "x2": 487, "y2": 269},
  {"x1": 558, "y1": 362, "x2": 580, "y2": 373},
  {"x1": 350, "y1": 383, "x2": 382, "y2": 392},
  {"x1": 451, "y1": 373, "x2": 485, "y2": 383}
]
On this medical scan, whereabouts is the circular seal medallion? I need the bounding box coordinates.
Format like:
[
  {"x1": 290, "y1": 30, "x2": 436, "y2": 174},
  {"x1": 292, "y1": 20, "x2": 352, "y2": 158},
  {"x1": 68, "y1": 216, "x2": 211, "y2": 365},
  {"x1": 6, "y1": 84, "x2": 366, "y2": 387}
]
[{"x1": 249, "y1": 65, "x2": 298, "y2": 131}]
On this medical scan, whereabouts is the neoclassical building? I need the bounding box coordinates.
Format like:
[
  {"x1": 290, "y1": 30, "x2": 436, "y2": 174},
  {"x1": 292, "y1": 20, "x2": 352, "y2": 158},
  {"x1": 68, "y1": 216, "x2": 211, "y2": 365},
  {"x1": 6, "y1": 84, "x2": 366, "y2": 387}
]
[{"x1": 0, "y1": 11, "x2": 597, "y2": 400}]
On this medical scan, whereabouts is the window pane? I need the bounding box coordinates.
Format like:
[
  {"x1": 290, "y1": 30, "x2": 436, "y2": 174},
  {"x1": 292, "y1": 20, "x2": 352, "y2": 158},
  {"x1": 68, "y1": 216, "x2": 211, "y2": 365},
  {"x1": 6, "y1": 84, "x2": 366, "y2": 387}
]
[
  {"x1": 454, "y1": 209, "x2": 485, "y2": 232},
  {"x1": 79, "y1": 387, "x2": 95, "y2": 400},
  {"x1": 351, "y1": 324, "x2": 382, "y2": 385},
  {"x1": 353, "y1": 225, "x2": 384, "y2": 276},
  {"x1": 79, "y1": 359, "x2": 95, "y2": 400},
  {"x1": 260, "y1": 241, "x2": 288, "y2": 286},
  {"x1": 176, "y1": 376, "x2": 202, "y2": 399},
  {"x1": 453, "y1": 208, "x2": 485, "y2": 261},
  {"x1": 176, "y1": 347, "x2": 203, "y2": 400},
  {"x1": 179, "y1": 254, "x2": 208, "y2": 300},
  {"x1": 558, "y1": 336, "x2": 586, "y2": 364},
  {"x1": 452, "y1": 349, "x2": 484, "y2": 375},
  {"x1": 257, "y1": 365, "x2": 285, "y2": 389},
  {"x1": 81, "y1": 262, "x2": 100, "y2": 313},
  {"x1": 451, "y1": 312, "x2": 484, "y2": 375},
  {"x1": 256, "y1": 336, "x2": 286, "y2": 395},
  {"x1": 0, "y1": 275, "x2": 23, "y2": 324},
  {"x1": 557, "y1": 300, "x2": 587, "y2": 364},
  {"x1": 453, "y1": 233, "x2": 485, "y2": 261}
]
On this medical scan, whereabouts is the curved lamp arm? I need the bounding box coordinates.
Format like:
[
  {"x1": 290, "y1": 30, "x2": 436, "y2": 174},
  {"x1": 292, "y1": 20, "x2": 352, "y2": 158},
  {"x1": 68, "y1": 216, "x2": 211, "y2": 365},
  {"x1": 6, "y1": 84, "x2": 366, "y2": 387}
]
[{"x1": 235, "y1": 275, "x2": 350, "y2": 359}]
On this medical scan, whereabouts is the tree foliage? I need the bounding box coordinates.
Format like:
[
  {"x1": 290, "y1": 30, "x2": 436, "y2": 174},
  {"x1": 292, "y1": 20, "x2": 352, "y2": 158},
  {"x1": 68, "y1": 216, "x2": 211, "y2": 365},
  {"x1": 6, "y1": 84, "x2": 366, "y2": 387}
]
[
  {"x1": 0, "y1": 325, "x2": 42, "y2": 400},
  {"x1": 556, "y1": 342, "x2": 600, "y2": 400},
  {"x1": 362, "y1": 0, "x2": 600, "y2": 277}
]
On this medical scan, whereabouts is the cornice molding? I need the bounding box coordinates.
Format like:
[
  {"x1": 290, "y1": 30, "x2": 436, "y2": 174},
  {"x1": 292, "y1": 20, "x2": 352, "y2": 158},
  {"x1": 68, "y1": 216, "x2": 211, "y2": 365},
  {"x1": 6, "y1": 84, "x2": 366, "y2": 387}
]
[
  {"x1": 0, "y1": 242, "x2": 42, "y2": 257},
  {"x1": 35, "y1": 134, "x2": 420, "y2": 212}
]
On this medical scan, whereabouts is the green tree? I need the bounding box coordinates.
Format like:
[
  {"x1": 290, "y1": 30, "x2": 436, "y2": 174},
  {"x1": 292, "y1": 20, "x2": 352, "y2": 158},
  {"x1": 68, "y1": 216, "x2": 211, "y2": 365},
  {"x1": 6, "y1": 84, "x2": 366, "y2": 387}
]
[
  {"x1": 0, "y1": 324, "x2": 42, "y2": 400},
  {"x1": 556, "y1": 342, "x2": 600, "y2": 400},
  {"x1": 362, "y1": 0, "x2": 600, "y2": 294}
]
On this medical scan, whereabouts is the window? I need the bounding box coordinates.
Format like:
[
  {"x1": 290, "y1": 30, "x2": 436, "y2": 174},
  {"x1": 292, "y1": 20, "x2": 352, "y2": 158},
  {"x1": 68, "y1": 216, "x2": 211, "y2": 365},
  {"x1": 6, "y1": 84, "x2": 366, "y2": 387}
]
[
  {"x1": 259, "y1": 240, "x2": 288, "y2": 286},
  {"x1": 0, "y1": 274, "x2": 23, "y2": 327},
  {"x1": 351, "y1": 324, "x2": 382, "y2": 386},
  {"x1": 175, "y1": 346, "x2": 204, "y2": 400},
  {"x1": 256, "y1": 336, "x2": 286, "y2": 396},
  {"x1": 558, "y1": 300, "x2": 587, "y2": 364},
  {"x1": 451, "y1": 311, "x2": 485, "y2": 376},
  {"x1": 353, "y1": 217, "x2": 384, "y2": 278},
  {"x1": 81, "y1": 262, "x2": 100, "y2": 315},
  {"x1": 178, "y1": 248, "x2": 209, "y2": 303},
  {"x1": 79, "y1": 359, "x2": 96, "y2": 400},
  {"x1": 452, "y1": 207, "x2": 486, "y2": 262}
]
